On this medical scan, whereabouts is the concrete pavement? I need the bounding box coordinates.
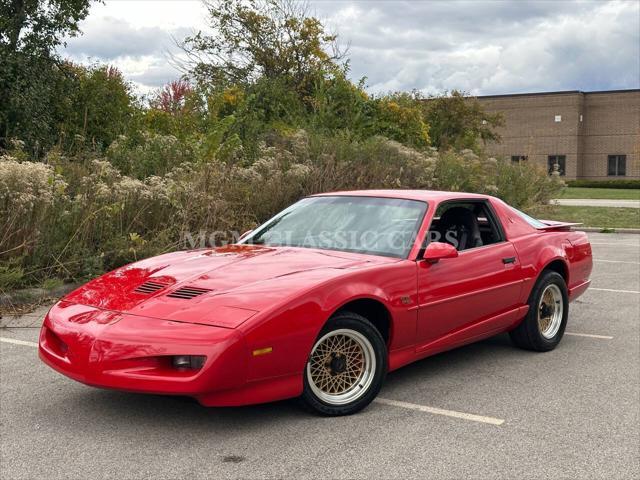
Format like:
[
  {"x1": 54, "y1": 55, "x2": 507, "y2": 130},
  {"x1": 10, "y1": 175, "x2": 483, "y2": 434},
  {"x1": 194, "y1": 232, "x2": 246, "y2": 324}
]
[{"x1": 1, "y1": 232, "x2": 639, "y2": 479}]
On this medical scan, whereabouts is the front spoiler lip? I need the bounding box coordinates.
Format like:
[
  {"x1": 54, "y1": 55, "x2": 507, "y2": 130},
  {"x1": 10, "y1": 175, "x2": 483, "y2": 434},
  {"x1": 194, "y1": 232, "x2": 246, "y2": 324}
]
[
  {"x1": 38, "y1": 346, "x2": 206, "y2": 395},
  {"x1": 38, "y1": 302, "x2": 249, "y2": 397}
]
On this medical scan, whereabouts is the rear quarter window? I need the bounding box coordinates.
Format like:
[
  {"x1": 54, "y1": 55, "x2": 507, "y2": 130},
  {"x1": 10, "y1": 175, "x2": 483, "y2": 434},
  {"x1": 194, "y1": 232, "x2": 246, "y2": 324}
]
[{"x1": 512, "y1": 208, "x2": 547, "y2": 228}]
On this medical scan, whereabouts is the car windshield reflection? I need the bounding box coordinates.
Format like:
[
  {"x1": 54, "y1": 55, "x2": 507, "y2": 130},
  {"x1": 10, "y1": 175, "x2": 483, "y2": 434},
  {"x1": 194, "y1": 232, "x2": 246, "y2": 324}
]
[{"x1": 242, "y1": 196, "x2": 428, "y2": 258}]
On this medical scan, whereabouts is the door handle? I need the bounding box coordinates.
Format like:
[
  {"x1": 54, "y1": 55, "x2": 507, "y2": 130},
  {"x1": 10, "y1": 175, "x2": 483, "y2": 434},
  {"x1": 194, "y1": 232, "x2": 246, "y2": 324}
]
[{"x1": 502, "y1": 256, "x2": 516, "y2": 264}]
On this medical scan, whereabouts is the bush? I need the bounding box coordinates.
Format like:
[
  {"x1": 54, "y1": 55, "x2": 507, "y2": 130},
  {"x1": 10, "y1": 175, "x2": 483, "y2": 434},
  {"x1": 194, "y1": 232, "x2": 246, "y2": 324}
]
[
  {"x1": 432, "y1": 149, "x2": 494, "y2": 194},
  {"x1": 0, "y1": 157, "x2": 68, "y2": 261},
  {"x1": 0, "y1": 131, "x2": 561, "y2": 290},
  {"x1": 106, "y1": 133, "x2": 195, "y2": 179},
  {"x1": 0, "y1": 0, "x2": 562, "y2": 293},
  {"x1": 0, "y1": 261, "x2": 25, "y2": 290},
  {"x1": 566, "y1": 179, "x2": 640, "y2": 189},
  {"x1": 495, "y1": 158, "x2": 565, "y2": 208}
]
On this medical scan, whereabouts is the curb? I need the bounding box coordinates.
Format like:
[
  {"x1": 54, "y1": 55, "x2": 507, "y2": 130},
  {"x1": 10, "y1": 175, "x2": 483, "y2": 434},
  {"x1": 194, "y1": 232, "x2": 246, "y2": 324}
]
[
  {"x1": 578, "y1": 227, "x2": 640, "y2": 234},
  {"x1": 0, "y1": 283, "x2": 79, "y2": 308},
  {"x1": 0, "y1": 304, "x2": 51, "y2": 328}
]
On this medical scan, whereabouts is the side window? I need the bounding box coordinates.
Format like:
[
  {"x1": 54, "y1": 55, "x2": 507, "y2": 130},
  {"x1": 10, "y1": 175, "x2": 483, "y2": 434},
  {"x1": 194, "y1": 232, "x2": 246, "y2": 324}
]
[{"x1": 427, "y1": 201, "x2": 504, "y2": 251}]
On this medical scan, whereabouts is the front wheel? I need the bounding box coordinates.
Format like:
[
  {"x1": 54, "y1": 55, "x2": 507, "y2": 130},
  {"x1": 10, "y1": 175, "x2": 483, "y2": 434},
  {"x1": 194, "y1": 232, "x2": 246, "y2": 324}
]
[
  {"x1": 301, "y1": 312, "x2": 387, "y2": 416},
  {"x1": 510, "y1": 270, "x2": 569, "y2": 351}
]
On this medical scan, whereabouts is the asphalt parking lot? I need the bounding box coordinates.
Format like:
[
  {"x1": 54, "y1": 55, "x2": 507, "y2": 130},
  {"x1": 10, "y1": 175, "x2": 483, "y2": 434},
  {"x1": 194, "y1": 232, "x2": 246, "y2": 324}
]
[{"x1": 1, "y1": 232, "x2": 639, "y2": 480}]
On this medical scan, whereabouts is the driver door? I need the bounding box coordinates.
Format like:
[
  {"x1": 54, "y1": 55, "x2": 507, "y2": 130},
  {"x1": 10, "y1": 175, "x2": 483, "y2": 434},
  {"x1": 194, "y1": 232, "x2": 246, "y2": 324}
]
[{"x1": 415, "y1": 200, "x2": 523, "y2": 352}]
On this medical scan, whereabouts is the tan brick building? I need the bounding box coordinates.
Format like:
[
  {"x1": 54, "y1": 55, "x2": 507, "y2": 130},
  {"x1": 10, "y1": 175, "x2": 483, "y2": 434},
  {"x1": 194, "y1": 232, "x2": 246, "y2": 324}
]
[{"x1": 476, "y1": 89, "x2": 640, "y2": 180}]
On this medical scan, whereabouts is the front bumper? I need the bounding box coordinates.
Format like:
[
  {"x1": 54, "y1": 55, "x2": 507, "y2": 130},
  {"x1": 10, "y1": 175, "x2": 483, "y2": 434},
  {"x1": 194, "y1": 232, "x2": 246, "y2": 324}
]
[{"x1": 39, "y1": 301, "x2": 248, "y2": 398}]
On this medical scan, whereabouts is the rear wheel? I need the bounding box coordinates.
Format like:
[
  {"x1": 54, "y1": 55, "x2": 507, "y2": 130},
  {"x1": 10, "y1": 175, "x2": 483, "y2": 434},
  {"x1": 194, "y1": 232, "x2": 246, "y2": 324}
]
[
  {"x1": 510, "y1": 270, "x2": 568, "y2": 351},
  {"x1": 301, "y1": 312, "x2": 387, "y2": 416}
]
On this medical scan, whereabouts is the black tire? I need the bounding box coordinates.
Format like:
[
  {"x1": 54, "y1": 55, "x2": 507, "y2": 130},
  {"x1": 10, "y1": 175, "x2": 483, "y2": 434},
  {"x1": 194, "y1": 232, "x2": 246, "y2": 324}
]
[
  {"x1": 300, "y1": 311, "x2": 387, "y2": 416},
  {"x1": 510, "y1": 270, "x2": 569, "y2": 351}
]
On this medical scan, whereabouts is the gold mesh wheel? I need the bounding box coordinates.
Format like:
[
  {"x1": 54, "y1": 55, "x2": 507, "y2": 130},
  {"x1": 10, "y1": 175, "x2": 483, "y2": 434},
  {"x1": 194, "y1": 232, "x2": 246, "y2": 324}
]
[
  {"x1": 307, "y1": 329, "x2": 376, "y2": 405},
  {"x1": 538, "y1": 284, "x2": 563, "y2": 339}
]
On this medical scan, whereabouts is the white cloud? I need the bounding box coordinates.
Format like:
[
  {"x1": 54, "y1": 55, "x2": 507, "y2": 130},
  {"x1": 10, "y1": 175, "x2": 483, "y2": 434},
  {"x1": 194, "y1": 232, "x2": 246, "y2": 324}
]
[
  {"x1": 83, "y1": 0, "x2": 207, "y2": 29},
  {"x1": 63, "y1": 1, "x2": 207, "y2": 92},
  {"x1": 62, "y1": 0, "x2": 640, "y2": 95},
  {"x1": 65, "y1": 17, "x2": 191, "y2": 59}
]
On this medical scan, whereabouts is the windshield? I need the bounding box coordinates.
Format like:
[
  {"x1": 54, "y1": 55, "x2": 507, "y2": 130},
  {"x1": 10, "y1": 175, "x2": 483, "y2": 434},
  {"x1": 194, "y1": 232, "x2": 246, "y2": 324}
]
[{"x1": 242, "y1": 196, "x2": 428, "y2": 258}]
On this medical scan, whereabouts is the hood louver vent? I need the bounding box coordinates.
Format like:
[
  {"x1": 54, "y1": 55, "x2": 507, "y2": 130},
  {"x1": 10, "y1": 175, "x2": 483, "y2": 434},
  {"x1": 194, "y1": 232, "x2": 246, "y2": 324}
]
[
  {"x1": 134, "y1": 281, "x2": 167, "y2": 295},
  {"x1": 167, "y1": 286, "x2": 212, "y2": 300}
]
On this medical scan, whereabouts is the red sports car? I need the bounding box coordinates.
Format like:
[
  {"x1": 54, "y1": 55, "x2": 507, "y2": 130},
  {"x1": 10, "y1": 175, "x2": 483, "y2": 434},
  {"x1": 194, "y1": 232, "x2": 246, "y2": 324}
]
[{"x1": 39, "y1": 190, "x2": 592, "y2": 415}]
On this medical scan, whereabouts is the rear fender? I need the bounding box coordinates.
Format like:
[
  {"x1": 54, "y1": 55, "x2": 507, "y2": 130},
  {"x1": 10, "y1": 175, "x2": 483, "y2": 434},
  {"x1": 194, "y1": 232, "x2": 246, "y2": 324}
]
[
  {"x1": 565, "y1": 231, "x2": 593, "y2": 295},
  {"x1": 518, "y1": 243, "x2": 568, "y2": 303}
]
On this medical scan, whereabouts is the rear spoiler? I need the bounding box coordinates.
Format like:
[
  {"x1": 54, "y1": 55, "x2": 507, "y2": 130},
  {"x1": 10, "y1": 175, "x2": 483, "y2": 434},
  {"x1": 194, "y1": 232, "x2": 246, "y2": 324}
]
[{"x1": 537, "y1": 220, "x2": 583, "y2": 232}]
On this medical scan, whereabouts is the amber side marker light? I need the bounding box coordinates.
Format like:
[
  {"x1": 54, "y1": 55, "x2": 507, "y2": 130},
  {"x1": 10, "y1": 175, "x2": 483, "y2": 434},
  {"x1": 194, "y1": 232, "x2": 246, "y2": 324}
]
[{"x1": 252, "y1": 347, "x2": 273, "y2": 357}]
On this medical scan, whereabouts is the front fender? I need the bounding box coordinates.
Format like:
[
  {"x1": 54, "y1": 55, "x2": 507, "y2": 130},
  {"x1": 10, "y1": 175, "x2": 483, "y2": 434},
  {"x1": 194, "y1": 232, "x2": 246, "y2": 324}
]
[{"x1": 237, "y1": 261, "x2": 417, "y2": 382}]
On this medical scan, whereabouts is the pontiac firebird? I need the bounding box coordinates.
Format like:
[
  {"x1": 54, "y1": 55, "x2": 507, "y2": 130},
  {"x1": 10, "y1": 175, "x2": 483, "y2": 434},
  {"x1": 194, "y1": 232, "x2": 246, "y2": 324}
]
[{"x1": 39, "y1": 190, "x2": 593, "y2": 415}]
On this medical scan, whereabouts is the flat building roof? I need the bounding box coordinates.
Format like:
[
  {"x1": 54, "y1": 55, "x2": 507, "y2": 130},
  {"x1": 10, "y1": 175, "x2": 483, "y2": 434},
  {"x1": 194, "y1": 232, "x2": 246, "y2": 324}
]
[{"x1": 475, "y1": 89, "x2": 640, "y2": 99}]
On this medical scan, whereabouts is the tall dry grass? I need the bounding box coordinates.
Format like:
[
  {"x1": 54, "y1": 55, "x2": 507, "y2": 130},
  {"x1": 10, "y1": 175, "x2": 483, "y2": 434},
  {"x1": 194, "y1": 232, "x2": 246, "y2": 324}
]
[{"x1": 0, "y1": 131, "x2": 562, "y2": 289}]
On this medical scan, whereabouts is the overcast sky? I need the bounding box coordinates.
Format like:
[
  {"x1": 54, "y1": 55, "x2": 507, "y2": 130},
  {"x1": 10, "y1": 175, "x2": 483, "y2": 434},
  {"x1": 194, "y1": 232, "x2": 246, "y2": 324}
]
[{"x1": 63, "y1": 0, "x2": 640, "y2": 96}]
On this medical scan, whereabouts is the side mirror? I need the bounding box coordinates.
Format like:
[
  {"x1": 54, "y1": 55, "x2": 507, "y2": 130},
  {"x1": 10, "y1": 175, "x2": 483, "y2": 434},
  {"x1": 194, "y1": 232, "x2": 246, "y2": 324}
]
[
  {"x1": 238, "y1": 230, "x2": 253, "y2": 241},
  {"x1": 421, "y1": 242, "x2": 458, "y2": 265}
]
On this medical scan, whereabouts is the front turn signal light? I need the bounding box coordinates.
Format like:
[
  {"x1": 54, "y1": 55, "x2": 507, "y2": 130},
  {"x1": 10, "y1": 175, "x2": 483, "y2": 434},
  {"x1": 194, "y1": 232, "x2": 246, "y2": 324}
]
[{"x1": 172, "y1": 355, "x2": 206, "y2": 370}]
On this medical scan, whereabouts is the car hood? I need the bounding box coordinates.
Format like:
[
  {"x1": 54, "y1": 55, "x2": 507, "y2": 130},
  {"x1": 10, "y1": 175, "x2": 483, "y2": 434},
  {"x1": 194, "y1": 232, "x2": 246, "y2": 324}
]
[{"x1": 63, "y1": 244, "x2": 392, "y2": 328}]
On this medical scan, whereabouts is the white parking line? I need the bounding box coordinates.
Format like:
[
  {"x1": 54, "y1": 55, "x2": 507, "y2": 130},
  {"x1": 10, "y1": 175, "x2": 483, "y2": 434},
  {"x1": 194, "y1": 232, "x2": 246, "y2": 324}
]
[
  {"x1": 1, "y1": 335, "x2": 505, "y2": 426},
  {"x1": 565, "y1": 332, "x2": 614, "y2": 340},
  {"x1": 594, "y1": 259, "x2": 640, "y2": 265},
  {"x1": 374, "y1": 397, "x2": 505, "y2": 426},
  {"x1": 589, "y1": 287, "x2": 640, "y2": 294},
  {"x1": 590, "y1": 242, "x2": 640, "y2": 247},
  {"x1": 0, "y1": 337, "x2": 38, "y2": 348}
]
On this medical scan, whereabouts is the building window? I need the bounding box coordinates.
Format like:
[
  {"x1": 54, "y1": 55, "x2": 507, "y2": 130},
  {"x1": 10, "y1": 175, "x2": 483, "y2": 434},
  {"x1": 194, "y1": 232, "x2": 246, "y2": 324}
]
[
  {"x1": 554, "y1": 115, "x2": 562, "y2": 122},
  {"x1": 608, "y1": 155, "x2": 626, "y2": 176},
  {"x1": 548, "y1": 155, "x2": 566, "y2": 176},
  {"x1": 511, "y1": 155, "x2": 528, "y2": 163}
]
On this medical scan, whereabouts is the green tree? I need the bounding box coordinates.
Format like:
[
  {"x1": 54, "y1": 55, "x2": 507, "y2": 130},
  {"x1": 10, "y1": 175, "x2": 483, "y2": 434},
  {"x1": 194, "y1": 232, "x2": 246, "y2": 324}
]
[
  {"x1": 369, "y1": 92, "x2": 430, "y2": 148},
  {"x1": 61, "y1": 63, "x2": 138, "y2": 150},
  {"x1": 0, "y1": 0, "x2": 93, "y2": 54},
  {"x1": 144, "y1": 79, "x2": 205, "y2": 140},
  {"x1": 0, "y1": 0, "x2": 96, "y2": 153},
  {"x1": 424, "y1": 90, "x2": 503, "y2": 152},
  {"x1": 180, "y1": 0, "x2": 345, "y2": 98}
]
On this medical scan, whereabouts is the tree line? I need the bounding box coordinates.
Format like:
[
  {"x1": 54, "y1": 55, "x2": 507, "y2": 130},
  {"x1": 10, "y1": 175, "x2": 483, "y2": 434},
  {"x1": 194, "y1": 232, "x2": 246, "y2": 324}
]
[
  {"x1": 1, "y1": 0, "x2": 503, "y2": 161},
  {"x1": 0, "y1": 0, "x2": 561, "y2": 292}
]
